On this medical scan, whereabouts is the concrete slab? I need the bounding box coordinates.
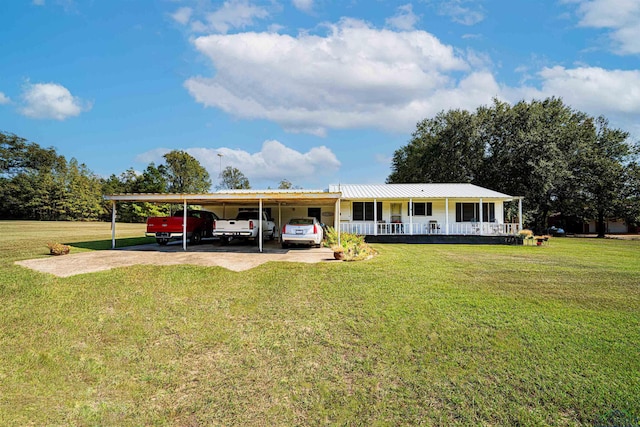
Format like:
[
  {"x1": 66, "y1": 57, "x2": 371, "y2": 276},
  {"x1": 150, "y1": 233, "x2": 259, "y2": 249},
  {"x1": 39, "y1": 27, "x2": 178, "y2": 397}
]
[{"x1": 15, "y1": 241, "x2": 337, "y2": 277}]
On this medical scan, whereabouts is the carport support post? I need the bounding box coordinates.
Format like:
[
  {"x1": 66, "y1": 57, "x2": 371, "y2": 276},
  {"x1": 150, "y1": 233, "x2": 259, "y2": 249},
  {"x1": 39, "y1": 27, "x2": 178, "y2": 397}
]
[
  {"x1": 278, "y1": 203, "x2": 282, "y2": 242},
  {"x1": 183, "y1": 199, "x2": 187, "y2": 251},
  {"x1": 111, "y1": 200, "x2": 116, "y2": 249},
  {"x1": 259, "y1": 197, "x2": 263, "y2": 253},
  {"x1": 335, "y1": 199, "x2": 341, "y2": 246}
]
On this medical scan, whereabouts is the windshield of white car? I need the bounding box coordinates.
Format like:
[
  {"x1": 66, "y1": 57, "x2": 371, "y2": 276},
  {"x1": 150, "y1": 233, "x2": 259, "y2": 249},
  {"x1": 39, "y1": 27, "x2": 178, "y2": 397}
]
[{"x1": 289, "y1": 218, "x2": 314, "y2": 225}]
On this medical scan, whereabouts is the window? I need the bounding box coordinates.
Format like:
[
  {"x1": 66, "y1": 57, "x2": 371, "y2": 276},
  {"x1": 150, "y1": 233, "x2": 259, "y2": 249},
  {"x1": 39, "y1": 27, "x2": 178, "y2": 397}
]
[
  {"x1": 352, "y1": 202, "x2": 382, "y2": 221},
  {"x1": 456, "y1": 203, "x2": 495, "y2": 222},
  {"x1": 408, "y1": 202, "x2": 432, "y2": 216}
]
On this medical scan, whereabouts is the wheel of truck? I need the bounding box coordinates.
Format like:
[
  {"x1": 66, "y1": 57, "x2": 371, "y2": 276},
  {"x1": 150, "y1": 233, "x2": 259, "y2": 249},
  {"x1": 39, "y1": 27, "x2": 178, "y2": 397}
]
[
  {"x1": 269, "y1": 228, "x2": 275, "y2": 240},
  {"x1": 190, "y1": 230, "x2": 202, "y2": 245},
  {"x1": 281, "y1": 241, "x2": 288, "y2": 249},
  {"x1": 156, "y1": 238, "x2": 168, "y2": 246},
  {"x1": 220, "y1": 236, "x2": 230, "y2": 246}
]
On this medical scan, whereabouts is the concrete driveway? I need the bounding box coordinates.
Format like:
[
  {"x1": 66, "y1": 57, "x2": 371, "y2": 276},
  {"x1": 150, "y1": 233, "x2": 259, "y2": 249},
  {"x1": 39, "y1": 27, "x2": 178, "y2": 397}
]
[{"x1": 16, "y1": 240, "x2": 337, "y2": 277}]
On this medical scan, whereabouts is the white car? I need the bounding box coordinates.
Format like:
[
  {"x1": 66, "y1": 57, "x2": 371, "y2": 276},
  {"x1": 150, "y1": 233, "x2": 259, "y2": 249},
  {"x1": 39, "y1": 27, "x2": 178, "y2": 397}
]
[{"x1": 281, "y1": 217, "x2": 324, "y2": 248}]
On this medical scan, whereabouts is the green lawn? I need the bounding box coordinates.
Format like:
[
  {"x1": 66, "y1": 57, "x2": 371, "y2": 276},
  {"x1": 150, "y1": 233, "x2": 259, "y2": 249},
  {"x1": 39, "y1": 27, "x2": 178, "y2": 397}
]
[{"x1": 1, "y1": 221, "x2": 639, "y2": 426}]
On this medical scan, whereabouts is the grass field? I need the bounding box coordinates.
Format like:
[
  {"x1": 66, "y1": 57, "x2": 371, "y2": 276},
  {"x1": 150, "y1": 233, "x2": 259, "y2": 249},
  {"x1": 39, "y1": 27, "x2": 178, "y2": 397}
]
[{"x1": 0, "y1": 221, "x2": 639, "y2": 426}]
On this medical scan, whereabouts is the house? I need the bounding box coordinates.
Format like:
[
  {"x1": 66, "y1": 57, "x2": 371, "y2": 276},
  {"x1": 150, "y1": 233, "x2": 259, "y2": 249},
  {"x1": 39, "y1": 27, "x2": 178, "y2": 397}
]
[
  {"x1": 104, "y1": 183, "x2": 523, "y2": 250},
  {"x1": 330, "y1": 184, "x2": 522, "y2": 242}
]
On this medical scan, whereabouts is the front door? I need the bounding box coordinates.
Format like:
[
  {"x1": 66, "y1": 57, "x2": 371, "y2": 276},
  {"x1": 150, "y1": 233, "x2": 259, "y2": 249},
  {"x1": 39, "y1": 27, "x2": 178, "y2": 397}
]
[{"x1": 308, "y1": 207, "x2": 321, "y2": 223}]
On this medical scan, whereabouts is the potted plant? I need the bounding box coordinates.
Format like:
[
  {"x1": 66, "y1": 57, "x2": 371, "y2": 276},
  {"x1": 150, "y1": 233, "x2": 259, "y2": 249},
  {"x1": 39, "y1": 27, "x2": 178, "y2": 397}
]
[{"x1": 331, "y1": 245, "x2": 345, "y2": 260}]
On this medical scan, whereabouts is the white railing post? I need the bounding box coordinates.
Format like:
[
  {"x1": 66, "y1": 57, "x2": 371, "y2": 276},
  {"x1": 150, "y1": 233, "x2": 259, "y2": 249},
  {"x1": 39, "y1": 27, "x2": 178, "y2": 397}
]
[
  {"x1": 518, "y1": 197, "x2": 523, "y2": 232},
  {"x1": 479, "y1": 198, "x2": 483, "y2": 236},
  {"x1": 445, "y1": 198, "x2": 449, "y2": 235},
  {"x1": 409, "y1": 199, "x2": 413, "y2": 236},
  {"x1": 373, "y1": 198, "x2": 377, "y2": 236}
]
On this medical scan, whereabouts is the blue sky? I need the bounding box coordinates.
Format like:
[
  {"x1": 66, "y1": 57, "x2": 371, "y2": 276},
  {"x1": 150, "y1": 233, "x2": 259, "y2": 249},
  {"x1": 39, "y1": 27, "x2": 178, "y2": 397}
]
[{"x1": 1, "y1": 0, "x2": 639, "y2": 190}]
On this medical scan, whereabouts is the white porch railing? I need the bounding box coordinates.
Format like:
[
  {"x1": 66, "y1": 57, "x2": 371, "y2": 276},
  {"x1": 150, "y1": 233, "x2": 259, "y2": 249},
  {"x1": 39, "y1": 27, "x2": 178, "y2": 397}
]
[{"x1": 340, "y1": 222, "x2": 521, "y2": 236}]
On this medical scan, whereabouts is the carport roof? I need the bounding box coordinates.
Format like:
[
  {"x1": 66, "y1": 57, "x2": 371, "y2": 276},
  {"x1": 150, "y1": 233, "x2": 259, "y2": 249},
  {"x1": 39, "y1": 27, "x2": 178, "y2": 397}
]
[{"x1": 104, "y1": 189, "x2": 341, "y2": 204}]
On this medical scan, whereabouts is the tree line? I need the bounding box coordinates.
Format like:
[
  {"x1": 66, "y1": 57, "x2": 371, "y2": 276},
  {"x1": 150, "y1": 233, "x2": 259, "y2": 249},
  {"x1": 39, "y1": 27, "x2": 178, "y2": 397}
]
[
  {"x1": 0, "y1": 131, "x2": 292, "y2": 223},
  {"x1": 388, "y1": 98, "x2": 640, "y2": 236}
]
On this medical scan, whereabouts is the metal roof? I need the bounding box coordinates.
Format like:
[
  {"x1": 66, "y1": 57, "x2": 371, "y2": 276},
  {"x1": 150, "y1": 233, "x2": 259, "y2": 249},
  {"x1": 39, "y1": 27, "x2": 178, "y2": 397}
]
[
  {"x1": 328, "y1": 183, "x2": 515, "y2": 200},
  {"x1": 104, "y1": 184, "x2": 517, "y2": 204},
  {"x1": 103, "y1": 190, "x2": 341, "y2": 205}
]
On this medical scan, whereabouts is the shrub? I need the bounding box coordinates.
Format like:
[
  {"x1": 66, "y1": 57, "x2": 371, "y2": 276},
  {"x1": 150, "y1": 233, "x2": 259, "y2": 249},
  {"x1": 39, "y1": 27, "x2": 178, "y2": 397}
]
[
  {"x1": 47, "y1": 242, "x2": 70, "y2": 255},
  {"x1": 324, "y1": 227, "x2": 376, "y2": 261},
  {"x1": 518, "y1": 229, "x2": 534, "y2": 239}
]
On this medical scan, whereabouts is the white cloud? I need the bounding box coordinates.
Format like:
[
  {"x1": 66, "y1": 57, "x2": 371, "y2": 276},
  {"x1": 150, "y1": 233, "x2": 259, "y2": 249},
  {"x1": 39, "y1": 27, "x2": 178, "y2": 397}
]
[
  {"x1": 502, "y1": 66, "x2": 640, "y2": 138},
  {"x1": 135, "y1": 147, "x2": 171, "y2": 164},
  {"x1": 20, "y1": 82, "x2": 91, "y2": 120},
  {"x1": 292, "y1": 0, "x2": 314, "y2": 13},
  {"x1": 523, "y1": 66, "x2": 640, "y2": 114},
  {"x1": 0, "y1": 92, "x2": 10, "y2": 104},
  {"x1": 171, "y1": 7, "x2": 192, "y2": 25},
  {"x1": 437, "y1": 0, "x2": 485, "y2": 26},
  {"x1": 33, "y1": 0, "x2": 45, "y2": 5},
  {"x1": 569, "y1": 0, "x2": 640, "y2": 54},
  {"x1": 386, "y1": 4, "x2": 420, "y2": 31},
  {"x1": 136, "y1": 141, "x2": 341, "y2": 185},
  {"x1": 183, "y1": 14, "x2": 640, "y2": 138},
  {"x1": 195, "y1": 0, "x2": 269, "y2": 34},
  {"x1": 185, "y1": 18, "x2": 479, "y2": 134}
]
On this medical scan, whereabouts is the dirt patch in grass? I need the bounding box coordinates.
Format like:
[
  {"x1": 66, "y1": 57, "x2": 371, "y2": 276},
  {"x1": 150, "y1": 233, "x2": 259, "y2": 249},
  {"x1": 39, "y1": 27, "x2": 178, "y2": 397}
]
[{"x1": 15, "y1": 241, "x2": 337, "y2": 277}]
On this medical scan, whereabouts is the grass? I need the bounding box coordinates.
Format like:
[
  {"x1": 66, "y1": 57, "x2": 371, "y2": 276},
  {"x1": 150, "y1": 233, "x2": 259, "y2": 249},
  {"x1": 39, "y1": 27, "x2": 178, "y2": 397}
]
[{"x1": 0, "y1": 221, "x2": 639, "y2": 426}]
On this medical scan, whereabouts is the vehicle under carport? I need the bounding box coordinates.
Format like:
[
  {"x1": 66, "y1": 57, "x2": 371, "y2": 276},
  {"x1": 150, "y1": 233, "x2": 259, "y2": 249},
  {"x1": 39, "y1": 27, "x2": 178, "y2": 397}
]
[{"x1": 104, "y1": 189, "x2": 342, "y2": 252}]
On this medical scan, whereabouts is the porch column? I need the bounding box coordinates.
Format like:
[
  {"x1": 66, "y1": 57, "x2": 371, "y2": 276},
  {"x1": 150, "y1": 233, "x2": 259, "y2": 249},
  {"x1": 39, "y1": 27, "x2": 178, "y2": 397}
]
[
  {"x1": 183, "y1": 199, "x2": 187, "y2": 251},
  {"x1": 335, "y1": 198, "x2": 341, "y2": 246},
  {"x1": 259, "y1": 197, "x2": 263, "y2": 253},
  {"x1": 479, "y1": 198, "x2": 483, "y2": 235},
  {"x1": 373, "y1": 198, "x2": 377, "y2": 236},
  {"x1": 111, "y1": 200, "x2": 116, "y2": 249},
  {"x1": 409, "y1": 199, "x2": 413, "y2": 235},
  {"x1": 445, "y1": 198, "x2": 449, "y2": 235},
  {"x1": 518, "y1": 197, "x2": 523, "y2": 232}
]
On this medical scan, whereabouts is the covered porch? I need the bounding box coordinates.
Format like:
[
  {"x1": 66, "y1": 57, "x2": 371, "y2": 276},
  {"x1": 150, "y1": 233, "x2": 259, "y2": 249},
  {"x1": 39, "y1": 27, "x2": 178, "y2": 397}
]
[
  {"x1": 340, "y1": 221, "x2": 521, "y2": 236},
  {"x1": 330, "y1": 184, "x2": 523, "y2": 238}
]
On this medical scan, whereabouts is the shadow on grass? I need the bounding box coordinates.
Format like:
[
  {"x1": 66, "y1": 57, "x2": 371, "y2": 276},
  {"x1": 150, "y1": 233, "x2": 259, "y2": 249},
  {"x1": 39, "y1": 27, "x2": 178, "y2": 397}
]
[{"x1": 67, "y1": 237, "x2": 155, "y2": 251}]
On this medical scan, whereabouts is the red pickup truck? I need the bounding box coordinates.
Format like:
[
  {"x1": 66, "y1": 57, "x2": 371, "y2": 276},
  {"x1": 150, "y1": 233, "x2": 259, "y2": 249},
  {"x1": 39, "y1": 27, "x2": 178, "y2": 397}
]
[{"x1": 146, "y1": 210, "x2": 219, "y2": 245}]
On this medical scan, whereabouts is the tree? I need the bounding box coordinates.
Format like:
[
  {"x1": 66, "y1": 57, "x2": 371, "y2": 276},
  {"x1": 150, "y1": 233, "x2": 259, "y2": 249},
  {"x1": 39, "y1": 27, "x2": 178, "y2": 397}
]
[
  {"x1": 577, "y1": 117, "x2": 632, "y2": 237},
  {"x1": 623, "y1": 162, "x2": 640, "y2": 229},
  {"x1": 64, "y1": 158, "x2": 103, "y2": 221},
  {"x1": 387, "y1": 98, "x2": 639, "y2": 234},
  {"x1": 388, "y1": 109, "x2": 484, "y2": 183},
  {"x1": 277, "y1": 179, "x2": 301, "y2": 189},
  {"x1": 219, "y1": 166, "x2": 250, "y2": 189},
  {"x1": 162, "y1": 150, "x2": 211, "y2": 193}
]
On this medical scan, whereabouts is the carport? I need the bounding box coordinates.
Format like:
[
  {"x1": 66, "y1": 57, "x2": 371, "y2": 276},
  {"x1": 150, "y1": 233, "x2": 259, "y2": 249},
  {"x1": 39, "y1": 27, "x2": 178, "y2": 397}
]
[{"x1": 104, "y1": 190, "x2": 342, "y2": 253}]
